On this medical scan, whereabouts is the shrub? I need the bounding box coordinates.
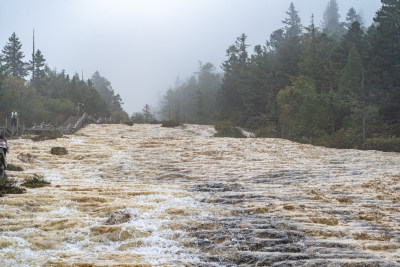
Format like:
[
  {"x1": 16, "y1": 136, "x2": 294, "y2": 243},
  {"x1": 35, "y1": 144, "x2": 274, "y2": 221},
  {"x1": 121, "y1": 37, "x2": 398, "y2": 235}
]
[
  {"x1": 313, "y1": 129, "x2": 360, "y2": 149},
  {"x1": 0, "y1": 175, "x2": 25, "y2": 196},
  {"x1": 21, "y1": 174, "x2": 50, "y2": 188},
  {"x1": 363, "y1": 137, "x2": 400, "y2": 152},
  {"x1": 214, "y1": 121, "x2": 245, "y2": 138},
  {"x1": 161, "y1": 120, "x2": 181, "y2": 127},
  {"x1": 31, "y1": 131, "x2": 63, "y2": 142},
  {"x1": 131, "y1": 112, "x2": 145, "y2": 123}
]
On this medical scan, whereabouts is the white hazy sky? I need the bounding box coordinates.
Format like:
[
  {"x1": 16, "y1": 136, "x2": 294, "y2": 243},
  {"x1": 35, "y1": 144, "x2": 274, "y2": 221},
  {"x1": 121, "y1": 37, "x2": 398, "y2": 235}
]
[{"x1": 1, "y1": 0, "x2": 382, "y2": 114}]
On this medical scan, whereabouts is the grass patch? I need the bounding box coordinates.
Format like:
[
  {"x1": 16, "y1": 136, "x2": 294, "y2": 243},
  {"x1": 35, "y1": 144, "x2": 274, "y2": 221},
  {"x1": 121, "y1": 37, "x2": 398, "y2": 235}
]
[
  {"x1": 31, "y1": 131, "x2": 63, "y2": 142},
  {"x1": 21, "y1": 174, "x2": 50, "y2": 188},
  {"x1": 0, "y1": 175, "x2": 25, "y2": 196},
  {"x1": 6, "y1": 164, "x2": 24, "y2": 171}
]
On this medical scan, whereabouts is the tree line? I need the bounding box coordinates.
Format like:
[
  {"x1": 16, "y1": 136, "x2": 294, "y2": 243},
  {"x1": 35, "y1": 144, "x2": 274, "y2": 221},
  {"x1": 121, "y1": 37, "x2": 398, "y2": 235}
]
[
  {"x1": 159, "y1": 0, "x2": 400, "y2": 151},
  {"x1": 0, "y1": 32, "x2": 128, "y2": 128}
]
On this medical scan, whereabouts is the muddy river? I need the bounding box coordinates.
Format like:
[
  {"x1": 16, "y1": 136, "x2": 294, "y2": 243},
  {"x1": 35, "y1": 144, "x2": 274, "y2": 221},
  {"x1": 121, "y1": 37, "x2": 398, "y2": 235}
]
[{"x1": 0, "y1": 124, "x2": 399, "y2": 266}]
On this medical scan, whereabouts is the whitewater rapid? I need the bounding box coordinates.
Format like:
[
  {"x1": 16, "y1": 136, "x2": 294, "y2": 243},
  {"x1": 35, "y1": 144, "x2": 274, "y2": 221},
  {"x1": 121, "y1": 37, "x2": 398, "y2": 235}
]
[{"x1": 0, "y1": 124, "x2": 399, "y2": 266}]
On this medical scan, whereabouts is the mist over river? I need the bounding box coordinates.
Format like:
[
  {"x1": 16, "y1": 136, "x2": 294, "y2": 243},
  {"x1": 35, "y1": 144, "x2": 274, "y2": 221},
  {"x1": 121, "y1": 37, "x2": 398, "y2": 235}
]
[{"x1": 1, "y1": 124, "x2": 399, "y2": 266}]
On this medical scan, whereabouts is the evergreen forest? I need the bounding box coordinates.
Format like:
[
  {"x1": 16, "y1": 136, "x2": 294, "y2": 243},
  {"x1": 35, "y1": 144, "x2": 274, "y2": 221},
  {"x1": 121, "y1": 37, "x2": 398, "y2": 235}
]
[
  {"x1": 0, "y1": 33, "x2": 128, "y2": 128},
  {"x1": 159, "y1": 0, "x2": 400, "y2": 151}
]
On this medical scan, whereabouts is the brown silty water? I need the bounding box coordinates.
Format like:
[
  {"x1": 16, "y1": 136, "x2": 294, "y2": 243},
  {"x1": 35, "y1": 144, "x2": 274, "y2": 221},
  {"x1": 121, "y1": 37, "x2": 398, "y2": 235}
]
[{"x1": 0, "y1": 124, "x2": 399, "y2": 266}]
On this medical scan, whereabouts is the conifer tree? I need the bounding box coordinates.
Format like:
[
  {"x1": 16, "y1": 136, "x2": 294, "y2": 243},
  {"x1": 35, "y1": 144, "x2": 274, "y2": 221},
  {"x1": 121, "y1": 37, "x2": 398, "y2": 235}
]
[
  {"x1": 30, "y1": 49, "x2": 46, "y2": 89},
  {"x1": 279, "y1": 2, "x2": 303, "y2": 77},
  {"x1": 2, "y1": 32, "x2": 28, "y2": 79},
  {"x1": 345, "y1": 7, "x2": 363, "y2": 29},
  {"x1": 367, "y1": 0, "x2": 400, "y2": 135},
  {"x1": 219, "y1": 34, "x2": 249, "y2": 122},
  {"x1": 339, "y1": 45, "x2": 366, "y2": 140},
  {"x1": 282, "y1": 2, "x2": 302, "y2": 38},
  {"x1": 194, "y1": 89, "x2": 204, "y2": 119},
  {"x1": 322, "y1": 0, "x2": 345, "y2": 40},
  {"x1": 142, "y1": 104, "x2": 153, "y2": 122},
  {"x1": 91, "y1": 71, "x2": 124, "y2": 113}
]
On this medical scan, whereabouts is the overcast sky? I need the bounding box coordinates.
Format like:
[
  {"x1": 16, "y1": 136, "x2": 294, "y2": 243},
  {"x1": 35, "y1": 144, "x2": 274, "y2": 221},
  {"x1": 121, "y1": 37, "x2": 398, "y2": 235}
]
[{"x1": 1, "y1": 0, "x2": 382, "y2": 114}]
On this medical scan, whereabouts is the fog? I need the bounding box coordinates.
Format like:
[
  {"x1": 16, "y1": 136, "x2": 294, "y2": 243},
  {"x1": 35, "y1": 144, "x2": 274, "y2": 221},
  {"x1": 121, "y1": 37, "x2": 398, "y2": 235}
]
[{"x1": 0, "y1": 0, "x2": 381, "y2": 114}]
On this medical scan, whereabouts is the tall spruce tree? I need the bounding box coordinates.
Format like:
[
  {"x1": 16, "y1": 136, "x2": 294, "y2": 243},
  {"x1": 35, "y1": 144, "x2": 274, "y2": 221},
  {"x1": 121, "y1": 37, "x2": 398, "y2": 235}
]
[
  {"x1": 30, "y1": 49, "x2": 46, "y2": 89},
  {"x1": 322, "y1": 0, "x2": 345, "y2": 40},
  {"x1": 91, "y1": 71, "x2": 124, "y2": 113},
  {"x1": 280, "y1": 2, "x2": 303, "y2": 77},
  {"x1": 345, "y1": 7, "x2": 364, "y2": 29},
  {"x1": 339, "y1": 45, "x2": 366, "y2": 140},
  {"x1": 282, "y1": 2, "x2": 302, "y2": 38},
  {"x1": 142, "y1": 104, "x2": 153, "y2": 122},
  {"x1": 367, "y1": 0, "x2": 400, "y2": 135},
  {"x1": 197, "y1": 62, "x2": 220, "y2": 121},
  {"x1": 219, "y1": 33, "x2": 249, "y2": 123},
  {"x1": 2, "y1": 32, "x2": 28, "y2": 79}
]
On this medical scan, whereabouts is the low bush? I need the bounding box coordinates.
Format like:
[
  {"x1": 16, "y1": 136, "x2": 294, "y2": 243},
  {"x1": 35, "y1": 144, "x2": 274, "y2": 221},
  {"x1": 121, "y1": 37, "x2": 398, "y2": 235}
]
[
  {"x1": 0, "y1": 175, "x2": 25, "y2": 196},
  {"x1": 21, "y1": 174, "x2": 51, "y2": 188},
  {"x1": 214, "y1": 121, "x2": 246, "y2": 138},
  {"x1": 363, "y1": 137, "x2": 400, "y2": 152},
  {"x1": 161, "y1": 120, "x2": 181, "y2": 127},
  {"x1": 31, "y1": 131, "x2": 63, "y2": 142},
  {"x1": 313, "y1": 129, "x2": 360, "y2": 149}
]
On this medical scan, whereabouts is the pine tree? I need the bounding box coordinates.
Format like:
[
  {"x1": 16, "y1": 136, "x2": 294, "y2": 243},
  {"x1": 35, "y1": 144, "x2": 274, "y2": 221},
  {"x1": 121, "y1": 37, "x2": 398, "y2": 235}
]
[
  {"x1": 219, "y1": 33, "x2": 249, "y2": 122},
  {"x1": 30, "y1": 49, "x2": 46, "y2": 88},
  {"x1": 299, "y1": 15, "x2": 336, "y2": 134},
  {"x1": 33, "y1": 50, "x2": 46, "y2": 79},
  {"x1": 194, "y1": 89, "x2": 204, "y2": 119},
  {"x1": 322, "y1": 0, "x2": 345, "y2": 40},
  {"x1": 197, "y1": 62, "x2": 220, "y2": 121},
  {"x1": 142, "y1": 104, "x2": 153, "y2": 123},
  {"x1": 279, "y1": 2, "x2": 303, "y2": 77},
  {"x1": 345, "y1": 7, "x2": 363, "y2": 29},
  {"x1": 2, "y1": 32, "x2": 28, "y2": 79},
  {"x1": 346, "y1": 8, "x2": 357, "y2": 26},
  {"x1": 91, "y1": 71, "x2": 124, "y2": 113},
  {"x1": 339, "y1": 45, "x2": 366, "y2": 140},
  {"x1": 367, "y1": 0, "x2": 400, "y2": 135},
  {"x1": 282, "y1": 2, "x2": 302, "y2": 38}
]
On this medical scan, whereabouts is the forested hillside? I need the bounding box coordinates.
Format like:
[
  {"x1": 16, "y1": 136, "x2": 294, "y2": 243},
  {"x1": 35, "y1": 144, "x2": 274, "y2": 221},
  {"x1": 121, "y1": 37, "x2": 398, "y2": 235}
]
[
  {"x1": 0, "y1": 33, "x2": 128, "y2": 127},
  {"x1": 159, "y1": 0, "x2": 400, "y2": 151}
]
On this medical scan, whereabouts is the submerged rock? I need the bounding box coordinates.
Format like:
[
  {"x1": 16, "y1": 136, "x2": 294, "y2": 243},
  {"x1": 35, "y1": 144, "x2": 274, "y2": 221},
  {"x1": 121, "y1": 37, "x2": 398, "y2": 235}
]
[
  {"x1": 17, "y1": 152, "x2": 36, "y2": 163},
  {"x1": 105, "y1": 210, "x2": 131, "y2": 225},
  {"x1": 50, "y1": 147, "x2": 68, "y2": 155}
]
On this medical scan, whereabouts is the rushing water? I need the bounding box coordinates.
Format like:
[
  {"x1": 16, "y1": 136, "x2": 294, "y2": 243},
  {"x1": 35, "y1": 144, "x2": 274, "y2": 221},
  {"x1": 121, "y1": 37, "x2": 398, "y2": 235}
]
[{"x1": 0, "y1": 124, "x2": 399, "y2": 266}]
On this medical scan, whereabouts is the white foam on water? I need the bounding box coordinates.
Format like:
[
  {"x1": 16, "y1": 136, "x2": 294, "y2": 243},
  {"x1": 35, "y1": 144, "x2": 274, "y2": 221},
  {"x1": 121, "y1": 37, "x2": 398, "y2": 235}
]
[{"x1": 3, "y1": 124, "x2": 399, "y2": 265}]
